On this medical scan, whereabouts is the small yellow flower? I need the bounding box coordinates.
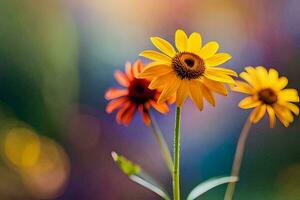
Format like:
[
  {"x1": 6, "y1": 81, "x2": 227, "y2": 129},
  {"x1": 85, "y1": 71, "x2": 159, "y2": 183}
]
[
  {"x1": 138, "y1": 29, "x2": 237, "y2": 110},
  {"x1": 232, "y1": 66, "x2": 299, "y2": 127}
]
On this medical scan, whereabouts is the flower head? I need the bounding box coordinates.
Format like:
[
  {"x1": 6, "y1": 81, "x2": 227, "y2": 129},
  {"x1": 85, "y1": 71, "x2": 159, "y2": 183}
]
[
  {"x1": 232, "y1": 66, "x2": 299, "y2": 127},
  {"x1": 105, "y1": 60, "x2": 173, "y2": 126},
  {"x1": 138, "y1": 29, "x2": 237, "y2": 110}
]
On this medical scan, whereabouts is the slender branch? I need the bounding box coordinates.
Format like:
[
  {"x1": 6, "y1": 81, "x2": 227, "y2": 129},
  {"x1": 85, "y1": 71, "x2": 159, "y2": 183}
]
[
  {"x1": 173, "y1": 107, "x2": 181, "y2": 200},
  {"x1": 149, "y1": 113, "x2": 174, "y2": 174},
  {"x1": 224, "y1": 117, "x2": 252, "y2": 200}
]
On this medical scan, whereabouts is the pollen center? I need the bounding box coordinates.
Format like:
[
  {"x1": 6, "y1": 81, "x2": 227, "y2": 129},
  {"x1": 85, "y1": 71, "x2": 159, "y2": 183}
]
[
  {"x1": 172, "y1": 52, "x2": 205, "y2": 79},
  {"x1": 184, "y1": 59, "x2": 195, "y2": 67},
  {"x1": 128, "y1": 79, "x2": 156, "y2": 104},
  {"x1": 258, "y1": 88, "x2": 278, "y2": 105}
]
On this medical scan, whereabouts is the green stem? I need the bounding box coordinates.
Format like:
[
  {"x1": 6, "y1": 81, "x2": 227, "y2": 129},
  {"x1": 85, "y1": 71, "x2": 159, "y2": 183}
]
[
  {"x1": 149, "y1": 113, "x2": 174, "y2": 174},
  {"x1": 224, "y1": 117, "x2": 252, "y2": 200},
  {"x1": 173, "y1": 107, "x2": 181, "y2": 200}
]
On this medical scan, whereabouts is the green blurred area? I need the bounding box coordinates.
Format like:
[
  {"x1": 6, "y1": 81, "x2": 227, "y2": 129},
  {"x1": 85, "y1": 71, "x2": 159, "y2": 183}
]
[{"x1": 0, "y1": 0, "x2": 79, "y2": 140}]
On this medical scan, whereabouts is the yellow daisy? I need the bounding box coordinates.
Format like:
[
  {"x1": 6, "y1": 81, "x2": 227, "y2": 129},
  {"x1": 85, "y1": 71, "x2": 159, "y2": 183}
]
[
  {"x1": 232, "y1": 66, "x2": 299, "y2": 127},
  {"x1": 138, "y1": 29, "x2": 237, "y2": 110}
]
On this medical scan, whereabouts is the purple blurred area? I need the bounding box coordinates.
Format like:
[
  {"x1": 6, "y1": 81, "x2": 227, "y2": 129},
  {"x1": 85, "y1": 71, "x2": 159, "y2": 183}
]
[{"x1": 0, "y1": 0, "x2": 299, "y2": 199}]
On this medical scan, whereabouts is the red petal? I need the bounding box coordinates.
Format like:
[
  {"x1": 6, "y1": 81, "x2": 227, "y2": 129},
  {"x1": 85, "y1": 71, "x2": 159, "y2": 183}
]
[
  {"x1": 122, "y1": 105, "x2": 136, "y2": 126},
  {"x1": 138, "y1": 105, "x2": 151, "y2": 125},
  {"x1": 105, "y1": 88, "x2": 128, "y2": 100},
  {"x1": 105, "y1": 97, "x2": 128, "y2": 113},
  {"x1": 116, "y1": 102, "x2": 131, "y2": 124},
  {"x1": 114, "y1": 70, "x2": 130, "y2": 87},
  {"x1": 144, "y1": 102, "x2": 151, "y2": 110},
  {"x1": 125, "y1": 62, "x2": 134, "y2": 80},
  {"x1": 133, "y1": 60, "x2": 143, "y2": 77}
]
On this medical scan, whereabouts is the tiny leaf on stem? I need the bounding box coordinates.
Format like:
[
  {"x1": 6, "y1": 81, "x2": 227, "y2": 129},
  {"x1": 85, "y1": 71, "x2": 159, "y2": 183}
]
[
  {"x1": 111, "y1": 151, "x2": 171, "y2": 200},
  {"x1": 111, "y1": 151, "x2": 141, "y2": 176}
]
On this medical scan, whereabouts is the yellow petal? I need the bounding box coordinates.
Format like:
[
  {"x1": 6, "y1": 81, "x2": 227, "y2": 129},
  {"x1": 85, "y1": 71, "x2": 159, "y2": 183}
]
[
  {"x1": 268, "y1": 68, "x2": 280, "y2": 86},
  {"x1": 197, "y1": 41, "x2": 219, "y2": 59},
  {"x1": 189, "y1": 81, "x2": 204, "y2": 110},
  {"x1": 205, "y1": 69, "x2": 235, "y2": 84},
  {"x1": 275, "y1": 77, "x2": 288, "y2": 90},
  {"x1": 206, "y1": 67, "x2": 237, "y2": 77},
  {"x1": 281, "y1": 102, "x2": 299, "y2": 115},
  {"x1": 200, "y1": 83, "x2": 215, "y2": 106},
  {"x1": 239, "y1": 71, "x2": 260, "y2": 88},
  {"x1": 149, "y1": 100, "x2": 169, "y2": 113},
  {"x1": 139, "y1": 50, "x2": 171, "y2": 63},
  {"x1": 175, "y1": 29, "x2": 188, "y2": 52},
  {"x1": 138, "y1": 62, "x2": 172, "y2": 79},
  {"x1": 231, "y1": 80, "x2": 254, "y2": 94},
  {"x1": 204, "y1": 53, "x2": 232, "y2": 67},
  {"x1": 274, "y1": 114, "x2": 289, "y2": 127},
  {"x1": 268, "y1": 68, "x2": 279, "y2": 82},
  {"x1": 238, "y1": 96, "x2": 261, "y2": 109},
  {"x1": 280, "y1": 88, "x2": 298, "y2": 96},
  {"x1": 244, "y1": 66, "x2": 257, "y2": 76},
  {"x1": 250, "y1": 104, "x2": 267, "y2": 123},
  {"x1": 274, "y1": 104, "x2": 294, "y2": 123},
  {"x1": 187, "y1": 32, "x2": 202, "y2": 52},
  {"x1": 176, "y1": 80, "x2": 189, "y2": 107},
  {"x1": 158, "y1": 77, "x2": 181, "y2": 103},
  {"x1": 266, "y1": 105, "x2": 276, "y2": 128},
  {"x1": 150, "y1": 37, "x2": 176, "y2": 57},
  {"x1": 279, "y1": 89, "x2": 299, "y2": 102},
  {"x1": 148, "y1": 78, "x2": 162, "y2": 90},
  {"x1": 273, "y1": 104, "x2": 294, "y2": 127},
  {"x1": 148, "y1": 72, "x2": 176, "y2": 90},
  {"x1": 202, "y1": 77, "x2": 228, "y2": 96},
  {"x1": 256, "y1": 66, "x2": 268, "y2": 81},
  {"x1": 245, "y1": 66, "x2": 266, "y2": 87}
]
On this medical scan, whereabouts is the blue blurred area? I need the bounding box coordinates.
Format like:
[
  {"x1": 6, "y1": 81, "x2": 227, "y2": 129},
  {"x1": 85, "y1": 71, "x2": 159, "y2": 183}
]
[{"x1": 0, "y1": 0, "x2": 299, "y2": 199}]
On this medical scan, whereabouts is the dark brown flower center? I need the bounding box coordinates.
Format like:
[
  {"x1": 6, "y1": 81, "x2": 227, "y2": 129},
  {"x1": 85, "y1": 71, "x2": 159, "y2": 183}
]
[
  {"x1": 258, "y1": 88, "x2": 277, "y2": 105},
  {"x1": 128, "y1": 78, "x2": 156, "y2": 104},
  {"x1": 172, "y1": 52, "x2": 205, "y2": 79}
]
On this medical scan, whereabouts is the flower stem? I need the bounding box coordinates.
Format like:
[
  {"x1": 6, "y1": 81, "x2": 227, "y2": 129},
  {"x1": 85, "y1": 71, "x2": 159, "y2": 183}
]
[
  {"x1": 173, "y1": 107, "x2": 181, "y2": 200},
  {"x1": 149, "y1": 113, "x2": 174, "y2": 174},
  {"x1": 224, "y1": 117, "x2": 252, "y2": 200}
]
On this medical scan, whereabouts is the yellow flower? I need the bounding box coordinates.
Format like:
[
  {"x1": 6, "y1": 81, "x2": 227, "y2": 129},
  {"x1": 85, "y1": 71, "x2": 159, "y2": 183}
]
[
  {"x1": 232, "y1": 66, "x2": 299, "y2": 127},
  {"x1": 138, "y1": 29, "x2": 237, "y2": 110}
]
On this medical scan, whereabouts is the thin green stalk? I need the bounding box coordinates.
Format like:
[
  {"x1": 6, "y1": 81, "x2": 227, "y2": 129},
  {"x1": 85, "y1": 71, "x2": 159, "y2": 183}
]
[
  {"x1": 173, "y1": 107, "x2": 181, "y2": 200},
  {"x1": 149, "y1": 113, "x2": 174, "y2": 174},
  {"x1": 224, "y1": 117, "x2": 252, "y2": 200}
]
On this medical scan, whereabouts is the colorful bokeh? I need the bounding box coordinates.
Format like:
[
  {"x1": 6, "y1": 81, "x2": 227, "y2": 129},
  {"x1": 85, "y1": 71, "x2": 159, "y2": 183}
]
[{"x1": 0, "y1": 0, "x2": 299, "y2": 199}]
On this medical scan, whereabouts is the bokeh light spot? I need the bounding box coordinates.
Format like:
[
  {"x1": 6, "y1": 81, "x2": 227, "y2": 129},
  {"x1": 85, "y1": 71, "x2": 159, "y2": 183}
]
[
  {"x1": 4, "y1": 128, "x2": 41, "y2": 168},
  {"x1": 21, "y1": 136, "x2": 70, "y2": 199}
]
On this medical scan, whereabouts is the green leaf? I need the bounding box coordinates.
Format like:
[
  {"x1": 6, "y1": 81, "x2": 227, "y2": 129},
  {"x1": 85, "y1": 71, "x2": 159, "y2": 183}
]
[
  {"x1": 130, "y1": 173, "x2": 170, "y2": 200},
  {"x1": 186, "y1": 176, "x2": 238, "y2": 200},
  {"x1": 111, "y1": 152, "x2": 170, "y2": 200}
]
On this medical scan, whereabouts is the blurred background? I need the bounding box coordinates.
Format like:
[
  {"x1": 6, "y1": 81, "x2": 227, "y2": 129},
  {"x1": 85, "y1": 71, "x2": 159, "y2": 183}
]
[{"x1": 0, "y1": 0, "x2": 299, "y2": 199}]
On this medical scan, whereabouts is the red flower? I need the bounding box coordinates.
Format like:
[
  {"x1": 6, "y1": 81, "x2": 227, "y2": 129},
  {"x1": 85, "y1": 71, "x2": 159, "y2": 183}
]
[{"x1": 105, "y1": 60, "x2": 174, "y2": 126}]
